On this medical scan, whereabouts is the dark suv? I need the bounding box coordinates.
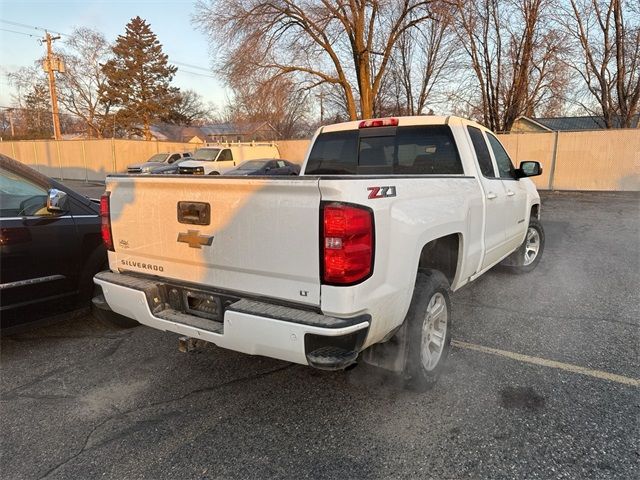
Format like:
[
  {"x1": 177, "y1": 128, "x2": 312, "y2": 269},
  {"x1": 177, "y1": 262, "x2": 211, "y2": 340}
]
[{"x1": 0, "y1": 154, "x2": 127, "y2": 330}]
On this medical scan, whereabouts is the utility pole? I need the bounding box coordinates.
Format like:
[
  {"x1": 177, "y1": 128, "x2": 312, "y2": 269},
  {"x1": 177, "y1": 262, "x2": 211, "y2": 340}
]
[
  {"x1": 42, "y1": 32, "x2": 63, "y2": 140},
  {"x1": 7, "y1": 108, "x2": 15, "y2": 137}
]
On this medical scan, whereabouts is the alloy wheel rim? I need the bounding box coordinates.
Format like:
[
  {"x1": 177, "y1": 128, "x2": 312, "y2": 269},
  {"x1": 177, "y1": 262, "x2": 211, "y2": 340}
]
[
  {"x1": 420, "y1": 292, "x2": 448, "y2": 371},
  {"x1": 523, "y1": 227, "x2": 540, "y2": 266}
]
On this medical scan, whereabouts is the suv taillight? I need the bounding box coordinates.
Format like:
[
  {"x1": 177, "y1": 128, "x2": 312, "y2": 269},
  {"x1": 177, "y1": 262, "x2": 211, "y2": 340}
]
[
  {"x1": 322, "y1": 203, "x2": 374, "y2": 285},
  {"x1": 100, "y1": 193, "x2": 113, "y2": 251}
]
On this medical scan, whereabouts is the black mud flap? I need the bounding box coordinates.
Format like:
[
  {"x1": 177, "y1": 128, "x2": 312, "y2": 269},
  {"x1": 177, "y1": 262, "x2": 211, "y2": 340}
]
[{"x1": 360, "y1": 321, "x2": 409, "y2": 373}]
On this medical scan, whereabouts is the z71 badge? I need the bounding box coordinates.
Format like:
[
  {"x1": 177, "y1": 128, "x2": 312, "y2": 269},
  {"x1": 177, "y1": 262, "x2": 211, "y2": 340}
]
[{"x1": 367, "y1": 186, "x2": 397, "y2": 199}]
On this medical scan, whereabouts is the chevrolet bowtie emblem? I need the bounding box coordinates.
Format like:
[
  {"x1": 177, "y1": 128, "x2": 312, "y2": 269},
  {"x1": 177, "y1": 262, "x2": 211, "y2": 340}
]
[{"x1": 177, "y1": 230, "x2": 214, "y2": 249}]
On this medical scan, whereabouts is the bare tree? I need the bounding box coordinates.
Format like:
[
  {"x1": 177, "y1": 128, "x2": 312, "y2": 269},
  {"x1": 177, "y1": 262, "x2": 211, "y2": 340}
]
[
  {"x1": 195, "y1": 0, "x2": 438, "y2": 120},
  {"x1": 381, "y1": 5, "x2": 459, "y2": 116},
  {"x1": 7, "y1": 66, "x2": 44, "y2": 108},
  {"x1": 564, "y1": 0, "x2": 640, "y2": 128},
  {"x1": 453, "y1": 0, "x2": 569, "y2": 131},
  {"x1": 224, "y1": 75, "x2": 311, "y2": 138},
  {"x1": 162, "y1": 90, "x2": 213, "y2": 125},
  {"x1": 21, "y1": 82, "x2": 53, "y2": 138},
  {"x1": 57, "y1": 27, "x2": 113, "y2": 138},
  {"x1": 7, "y1": 30, "x2": 112, "y2": 138}
]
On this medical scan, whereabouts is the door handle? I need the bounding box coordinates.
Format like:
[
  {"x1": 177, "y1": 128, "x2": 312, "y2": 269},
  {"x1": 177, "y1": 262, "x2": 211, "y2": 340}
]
[
  {"x1": 507, "y1": 190, "x2": 515, "y2": 196},
  {"x1": 487, "y1": 192, "x2": 497, "y2": 200}
]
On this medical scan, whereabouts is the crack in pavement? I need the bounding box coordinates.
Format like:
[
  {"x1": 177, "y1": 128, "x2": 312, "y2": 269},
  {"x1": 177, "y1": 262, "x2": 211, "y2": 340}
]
[
  {"x1": 455, "y1": 301, "x2": 639, "y2": 328},
  {"x1": 1, "y1": 393, "x2": 77, "y2": 402},
  {"x1": 1, "y1": 338, "x2": 127, "y2": 399},
  {"x1": 5, "y1": 332, "x2": 130, "y2": 342},
  {"x1": 37, "y1": 363, "x2": 294, "y2": 479}
]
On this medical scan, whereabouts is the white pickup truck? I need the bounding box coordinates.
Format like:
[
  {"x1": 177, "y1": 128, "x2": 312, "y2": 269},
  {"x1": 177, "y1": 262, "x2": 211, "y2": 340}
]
[
  {"x1": 95, "y1": 116, "x2": 544, "y2": 388},
  {"x1": 178, "y1": 143, "x2": 280, "y2": 175}
]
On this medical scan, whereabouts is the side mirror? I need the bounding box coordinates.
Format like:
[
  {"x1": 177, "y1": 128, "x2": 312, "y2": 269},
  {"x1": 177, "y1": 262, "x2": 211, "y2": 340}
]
[
  {"x1": 515, "y1": 161, "x2": 542, "y2": 179},
  {"x1": 47, "y1": 188, "x2": 69, "y2": 213}
]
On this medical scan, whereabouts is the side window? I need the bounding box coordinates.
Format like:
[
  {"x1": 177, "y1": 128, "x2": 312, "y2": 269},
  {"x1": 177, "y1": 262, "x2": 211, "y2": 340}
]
[
  {"x1": 218, "y1": 149, "x2": 233, "y2": 161},
  {"x1": 467, "y1": 126, "x2": 496, "y2": 178},
  {"x1": 486, "y1": 134, "x2": 515, "y2": 179},
  {"x1": 277, "y1": 161, "x2": 286, "y2": 168},
  {"x1": 168, "y1": 154, "x2": 181, "y2": 163},
  {"x1": 0, "y1": 169, "x2": 51, "y2": 217}
]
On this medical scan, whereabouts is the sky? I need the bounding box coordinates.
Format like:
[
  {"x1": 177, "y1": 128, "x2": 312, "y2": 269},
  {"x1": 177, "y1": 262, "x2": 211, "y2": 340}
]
[{"x1": 0, "y1": 0, "x2": 227, "y2": 109}]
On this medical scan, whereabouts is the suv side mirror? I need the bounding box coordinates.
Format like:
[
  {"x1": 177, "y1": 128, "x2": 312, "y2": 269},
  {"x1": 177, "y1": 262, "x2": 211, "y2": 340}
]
[
  {"x1": 47, "y1": 188, "x2": 69, "y2": 213},
  {"x1": 515, "y1": 161, "x2": 542, "y2": 179}
]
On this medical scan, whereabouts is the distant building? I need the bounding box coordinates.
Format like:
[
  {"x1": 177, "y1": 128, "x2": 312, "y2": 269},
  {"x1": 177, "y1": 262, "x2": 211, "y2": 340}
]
[
  {"x1": 511, "y1": 115, "x2": 640, "y2": 133},
  {"x1": 148, "y1": 122, "x2": 280, "y2": 143},
  {"x1": 198, "y1": 122, "x2": 280, "y2": 142}
]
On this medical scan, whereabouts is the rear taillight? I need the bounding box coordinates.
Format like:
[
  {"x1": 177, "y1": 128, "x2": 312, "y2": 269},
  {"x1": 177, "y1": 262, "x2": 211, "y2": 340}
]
[
  {"x1": 322, "y1": 203, "x2": 374, "y2": 285},
  {"x1": 100, "y1": 193, "x2": 113, "y2": 251},
  {"x1": 358, "y1": 117, "x2": 399, "y2": 128}
]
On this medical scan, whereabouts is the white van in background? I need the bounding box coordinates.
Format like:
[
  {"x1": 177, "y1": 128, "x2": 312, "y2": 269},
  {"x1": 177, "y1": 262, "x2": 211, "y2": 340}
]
[{"x1": 178, "y1": 143, "x2": 280, "y2": 175}]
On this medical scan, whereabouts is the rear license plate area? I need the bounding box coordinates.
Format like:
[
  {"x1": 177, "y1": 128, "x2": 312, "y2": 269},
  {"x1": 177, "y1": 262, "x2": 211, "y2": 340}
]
[
  {"x1": 184, "y1": 290, "x2": 221, "y2": 320},
  {"x1": 165, "y1": 285, "x2": 238, "y2": 322}
]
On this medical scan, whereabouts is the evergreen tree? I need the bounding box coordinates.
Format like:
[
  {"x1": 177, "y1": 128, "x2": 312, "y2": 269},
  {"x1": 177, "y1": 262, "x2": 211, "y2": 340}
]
[
  {"x1": 100, "y1": 16, "x2": 178, "y2": 140},
  {"x1": 24, "y1": 83, "x2": 53, "y2": 139}
]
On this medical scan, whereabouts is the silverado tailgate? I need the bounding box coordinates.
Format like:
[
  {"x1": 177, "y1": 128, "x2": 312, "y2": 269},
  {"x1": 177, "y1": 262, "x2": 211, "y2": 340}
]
[{"x1": 106, "y1": 176, "x2": 321, "y2": 306}]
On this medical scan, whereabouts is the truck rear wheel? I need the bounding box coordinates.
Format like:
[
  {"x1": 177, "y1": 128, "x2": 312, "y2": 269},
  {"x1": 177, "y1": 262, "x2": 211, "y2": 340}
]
[
  {"x1": 404, "y1": 269, "x2": 452, "y2": 391},
  {"x1": 500, "y1": 217, "x2": 545, "y2": 273}
]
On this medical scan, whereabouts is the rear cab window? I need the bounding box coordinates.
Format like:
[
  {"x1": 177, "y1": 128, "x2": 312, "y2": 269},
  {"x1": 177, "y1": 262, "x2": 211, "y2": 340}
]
[{"x1": 305, "y1": 125, "x2": 464, "y2": 175}]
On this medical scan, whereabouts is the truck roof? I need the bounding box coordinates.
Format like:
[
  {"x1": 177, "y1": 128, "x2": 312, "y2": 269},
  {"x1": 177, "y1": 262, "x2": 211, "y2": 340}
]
[{"x1": 320, "y1": 115, "x2": 489, "y2": 133}]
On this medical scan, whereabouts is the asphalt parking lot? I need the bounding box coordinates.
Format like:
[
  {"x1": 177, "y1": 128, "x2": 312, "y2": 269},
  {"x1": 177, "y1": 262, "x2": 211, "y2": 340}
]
[{"x1": 1, "y1": 190, "x2": 638, "y2": 479}]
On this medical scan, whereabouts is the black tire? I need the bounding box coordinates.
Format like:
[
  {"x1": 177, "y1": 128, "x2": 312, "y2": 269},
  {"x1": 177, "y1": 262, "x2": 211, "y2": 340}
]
[
  {"x1": 209, "y1": 171, "x2": 220, "y2": 175},
  {"x1": 500, "y1": 217, "x2": 545, "y2": 274},
  {"x1": 78, "y1": 246, "x2": 108, "y2": 303},
  {"x1": 404, "y1": 269, "x2": 452, "y2": 391},
  {"x1": 79, "y1": 248, "x2": 138, "y2": 329},
  {"x1": 91, "y1": 283, "x2": 139, "y2": 329}
]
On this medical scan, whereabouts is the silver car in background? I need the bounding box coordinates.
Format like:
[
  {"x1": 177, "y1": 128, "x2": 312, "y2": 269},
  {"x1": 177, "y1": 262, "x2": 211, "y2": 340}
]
[{"x1": 127, "y1": 152, "x2": 192, "y2": 174}]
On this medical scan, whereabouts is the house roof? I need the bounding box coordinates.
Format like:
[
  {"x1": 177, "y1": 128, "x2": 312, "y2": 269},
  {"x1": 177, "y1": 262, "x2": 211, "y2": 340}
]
[
  {"x1": 516, "y1": 115, "x2": 640, "y2": 131},
  {"x1": 199, "y1": 122, "x2": 278, "y2": 136},
  {"x1": 150, "y1": 122, "x2": 279, "y2": 141}
]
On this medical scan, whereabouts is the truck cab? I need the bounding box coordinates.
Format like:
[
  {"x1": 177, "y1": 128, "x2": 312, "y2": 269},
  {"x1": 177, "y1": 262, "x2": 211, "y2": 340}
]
[{"x1": 178, "y1": 144, "x2": 280, "y2": 175}]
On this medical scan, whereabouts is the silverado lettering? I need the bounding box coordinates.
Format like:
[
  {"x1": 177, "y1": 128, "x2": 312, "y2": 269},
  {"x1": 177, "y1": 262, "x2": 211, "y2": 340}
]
[{"x1": 120, "y1": 259, "x2": 164, "y2": 272}]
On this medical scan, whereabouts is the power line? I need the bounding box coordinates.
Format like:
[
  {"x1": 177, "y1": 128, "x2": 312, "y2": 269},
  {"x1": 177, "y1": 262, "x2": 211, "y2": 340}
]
[
  {"x1": 1, "y1": 19, "x2": 218, "y2": 76},
  {"x1": 0, "y1": 19, "x2": 67, "y2": 36},
  {"x1": 175, "y1": 68, "x2": 217, "y2": 79},
  {"x1": 0, "y1": 27, "x2": 40, "y2": 39},
  {"x1": 172, "y1": 61, "x2": 213, "y2": 73}
]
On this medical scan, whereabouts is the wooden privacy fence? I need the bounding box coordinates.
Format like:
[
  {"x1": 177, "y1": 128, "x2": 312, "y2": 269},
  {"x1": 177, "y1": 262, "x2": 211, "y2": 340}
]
[
  {"x1": 0, "y1": 131, "x2": 638, "y2": 190},
  {"x1": 498, "y1": 130, "x2": 639, "y2": 191}
]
